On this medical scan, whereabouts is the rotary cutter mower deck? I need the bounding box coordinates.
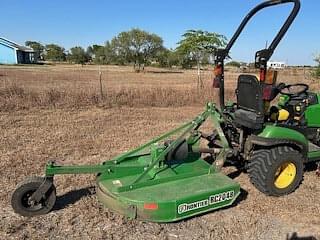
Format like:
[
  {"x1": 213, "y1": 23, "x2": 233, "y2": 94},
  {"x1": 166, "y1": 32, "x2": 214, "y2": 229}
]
[
  {"x1": 12, "y1": 104, "x2": 241, "y2": 222},
  {"x1": 12, "y1": 0, "x2": 320, "y2": 222}
]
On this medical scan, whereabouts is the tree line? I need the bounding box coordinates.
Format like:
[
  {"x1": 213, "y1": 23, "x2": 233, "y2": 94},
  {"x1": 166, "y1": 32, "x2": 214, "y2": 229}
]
[
  {"x1": 313, "y1": 56, "x2": 320, "y2": 78},
  {"x1": 26, "y1": 28, "x2": 320, "y2": 78},
  {"x1": 25, "y1": 28, "x2": 227, "y2": 71}
]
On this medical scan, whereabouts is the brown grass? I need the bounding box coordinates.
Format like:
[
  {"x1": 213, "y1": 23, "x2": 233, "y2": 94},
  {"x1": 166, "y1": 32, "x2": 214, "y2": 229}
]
[
  {"x1": 0, "y1": 65, "x2": 319, "y2": 239},
  {"x1": 0, "y1": 83, "x2": 219, "y2": 110},
  {"x1": 0, "y1": 107, "x2": 319, "y2": 239},
  {"x1": 1, "y1": 64, "x2": 317, "y2": 111},
  {"x1": 0, "y1": 65, "x2": 217, "y2": 110}
]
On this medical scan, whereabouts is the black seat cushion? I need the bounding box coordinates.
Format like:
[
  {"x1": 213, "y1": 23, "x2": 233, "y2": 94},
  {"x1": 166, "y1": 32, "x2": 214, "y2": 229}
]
[
  {"x1": 234, "y1": 75, "x2": 265, "y2": 129},
  {"x1": 234, "y1": 109, "x2": 264, "y2": 130}
]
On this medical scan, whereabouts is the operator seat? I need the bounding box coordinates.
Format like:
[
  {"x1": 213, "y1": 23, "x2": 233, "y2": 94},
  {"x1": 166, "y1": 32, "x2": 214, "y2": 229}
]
[{"x1": 234, "y1": 74, "x2": 265, "y2": 130}]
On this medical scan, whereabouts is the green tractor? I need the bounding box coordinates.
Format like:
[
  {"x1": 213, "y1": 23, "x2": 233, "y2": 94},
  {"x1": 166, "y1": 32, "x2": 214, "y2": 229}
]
[{"x1": 11, "y1": 0, "x2": 320, "y2": 222}]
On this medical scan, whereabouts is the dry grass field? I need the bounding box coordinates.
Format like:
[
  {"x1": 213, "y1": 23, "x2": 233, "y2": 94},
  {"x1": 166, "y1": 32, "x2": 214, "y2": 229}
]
[
  {"x1": 0, "y1": 64, "x2": 318, "y2": 110},
  {"x1": 0, "y1": 65, "x2": 319, "y2": 240}
]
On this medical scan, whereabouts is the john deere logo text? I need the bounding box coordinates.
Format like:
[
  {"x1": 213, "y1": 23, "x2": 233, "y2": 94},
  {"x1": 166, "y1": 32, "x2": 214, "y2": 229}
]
[{"x1": 177, "y1": 191, "x2": 234, "y2": 214}]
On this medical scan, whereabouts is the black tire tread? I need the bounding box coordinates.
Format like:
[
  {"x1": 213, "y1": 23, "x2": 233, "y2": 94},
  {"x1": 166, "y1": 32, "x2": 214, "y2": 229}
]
[
  {"x1": 11, "y1": 176, "x2": 56, "y2": 217},
  {"x1": 15, "y1": 176, "x2": 45, "y2": 190},
  {"x1": 248, "y1": 146, "x2": 304, "y2": 196}
]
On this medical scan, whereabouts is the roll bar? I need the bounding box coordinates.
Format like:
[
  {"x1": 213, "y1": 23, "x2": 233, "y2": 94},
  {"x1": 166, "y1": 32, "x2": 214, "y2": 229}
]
[{"x1": 215, "y1": 0, "x2": 301, "y2": 109}]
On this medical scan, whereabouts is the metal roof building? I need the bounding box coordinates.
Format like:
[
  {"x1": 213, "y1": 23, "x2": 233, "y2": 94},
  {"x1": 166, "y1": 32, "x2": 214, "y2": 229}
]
[{"x1": 0, "y1": 37, "x2": 35, "y2": 64}]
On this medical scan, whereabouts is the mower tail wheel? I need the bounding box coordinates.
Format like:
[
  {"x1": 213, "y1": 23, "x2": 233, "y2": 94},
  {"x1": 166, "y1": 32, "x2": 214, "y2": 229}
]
[
  {"x1": 248, "y1": 146, "x2": 304, "y2": 196},
  {"x1": 11, "y1": 176, "x2": 56, "y2": 217}
]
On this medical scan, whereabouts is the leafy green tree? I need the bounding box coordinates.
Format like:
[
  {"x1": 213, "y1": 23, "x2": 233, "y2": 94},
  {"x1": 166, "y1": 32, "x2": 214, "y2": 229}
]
[
  {"x1": 226, "y1": 61, "x2": 241, "y2": 68},
  {"x1": 111, "y1": 28, "x2": 164, "y2": 71},
  {"x1": 92, "y1": 46, "x2": 107, "y2": 64},
  {"x1": 154, "y1": 47, "x2": 168, "y2": 67},
  {"x1": 45, "y1": 44, "x2": 66, "y2": 61},
  {"x1": 314, "y1": 68, "x2": 320, "y2": 78},
  {"x1": 168, "y1": 50, "x2": 183, "y2": 68},
  {"x1": 67, "y1": 46, "x2": 89, "y2": 64},
  {"x1": 176, "y1": 29, "x2": 227, "y2": 88},
  {"x1": 25, "y1": 41, "x2": 45, "y2": 60},
  {"x1": 311, "y1": 55, "x2": 320, "y2": 78},
  {"x1": 313, "y1": 55, "x2": 320, "y2": 78},
  {"x1": 88, "y1": 42, "x2": 116, "y2": 64},
  {"x1": 87, "y1": 44, "x2": 104, "y2": 61},
  {"x1": 155, "y1": 48, "x2": 180, "y2": 68}
]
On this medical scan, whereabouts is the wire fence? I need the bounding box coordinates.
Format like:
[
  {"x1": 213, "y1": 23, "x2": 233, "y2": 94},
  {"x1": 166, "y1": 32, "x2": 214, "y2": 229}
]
[{"x1": 0, "y1": 65, "x2": 318, "y2": 111}]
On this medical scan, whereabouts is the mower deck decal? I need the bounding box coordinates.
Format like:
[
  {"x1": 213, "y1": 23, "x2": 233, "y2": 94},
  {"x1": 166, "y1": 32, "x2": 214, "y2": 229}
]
[{"x1": 178, "y1": 191, "x2": 234, "y2": 214}]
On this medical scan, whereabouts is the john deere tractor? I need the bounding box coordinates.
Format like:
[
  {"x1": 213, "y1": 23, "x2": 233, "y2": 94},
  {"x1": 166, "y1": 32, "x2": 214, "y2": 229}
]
[
  {"x1": 11, "y1": 0, "x2": 320, "y2": 222},
  {"x1": 211, "y1": 0, "x2": 320, "y2": 196}
]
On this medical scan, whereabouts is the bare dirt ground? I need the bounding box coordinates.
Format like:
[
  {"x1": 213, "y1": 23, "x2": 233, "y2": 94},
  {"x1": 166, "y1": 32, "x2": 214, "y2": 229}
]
[{"x1": 0, "y1": 65, "x2": 319, "y2": 239}]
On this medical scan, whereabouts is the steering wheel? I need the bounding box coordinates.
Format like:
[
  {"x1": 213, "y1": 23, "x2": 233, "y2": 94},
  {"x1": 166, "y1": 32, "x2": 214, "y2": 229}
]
[{"x1": 279, "y1": 83, "x2": 309, "y2": 97}]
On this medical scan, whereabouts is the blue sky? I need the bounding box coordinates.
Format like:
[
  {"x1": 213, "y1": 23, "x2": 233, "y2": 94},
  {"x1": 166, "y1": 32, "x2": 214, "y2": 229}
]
[{"x1": 1, "y1": 0, "x2": 319, "y2": 65}]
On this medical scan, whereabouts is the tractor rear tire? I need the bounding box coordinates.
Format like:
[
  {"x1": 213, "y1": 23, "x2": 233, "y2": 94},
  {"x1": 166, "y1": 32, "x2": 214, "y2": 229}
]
[
  {"x1": 248, "y1": 146, "x2": 304, "y2": 196},
  {"x1": 11, "y1": 176, "x2": 56, "y2": 217}
]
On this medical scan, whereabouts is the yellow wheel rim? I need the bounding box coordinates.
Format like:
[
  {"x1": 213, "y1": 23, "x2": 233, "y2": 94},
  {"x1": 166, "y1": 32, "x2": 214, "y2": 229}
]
[{"x1": 274, "y1": 162, "x2": 297, "y2": 189}]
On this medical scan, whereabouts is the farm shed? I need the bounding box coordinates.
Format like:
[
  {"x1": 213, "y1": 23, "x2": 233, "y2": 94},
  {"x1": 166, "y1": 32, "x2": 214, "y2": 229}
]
[{"x1": 0, "y1": 37, "x2": 35, "y2": 64}]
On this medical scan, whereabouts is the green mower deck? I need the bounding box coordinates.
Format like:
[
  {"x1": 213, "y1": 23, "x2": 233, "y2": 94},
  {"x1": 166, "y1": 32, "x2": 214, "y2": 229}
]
[
  {"x1": 96, "y1": 153, "x2": 240, "y2": 222},
  {"x1": 43, "y1": 103, "x2": 241, "y2": 222},
  {"x1": 11, "y1": 103, "x2": 241, "y2": 222}
]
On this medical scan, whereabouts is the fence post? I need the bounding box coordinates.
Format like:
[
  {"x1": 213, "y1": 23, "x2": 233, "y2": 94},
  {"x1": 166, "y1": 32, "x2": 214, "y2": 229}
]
[{"x1": 99, "y1": 65, "x2": 104, "y2": 100}]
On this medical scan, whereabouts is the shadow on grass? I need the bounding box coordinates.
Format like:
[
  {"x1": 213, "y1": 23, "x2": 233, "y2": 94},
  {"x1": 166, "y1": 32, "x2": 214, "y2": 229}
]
[
  {"x1": 53, "y1": 186, "x2": 95, "y2": 211},
  {"x1": 286, "y1": 232, "x2": 318, "y2": 240},
  {"x1": 227, "y1": 168, "x2": 243, "y2": 179},
  {"x1": 305, "y1": 162, "x2": 319, "y2": 172}
]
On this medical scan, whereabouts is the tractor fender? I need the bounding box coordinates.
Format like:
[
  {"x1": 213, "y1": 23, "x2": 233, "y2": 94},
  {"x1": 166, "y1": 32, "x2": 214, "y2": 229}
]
[
  {"x1": 247, "y1": 135, "x2": 307, "y2": 155},
  {"x1": 245, "y1": 125, "x2": 308, "y2": 159}
]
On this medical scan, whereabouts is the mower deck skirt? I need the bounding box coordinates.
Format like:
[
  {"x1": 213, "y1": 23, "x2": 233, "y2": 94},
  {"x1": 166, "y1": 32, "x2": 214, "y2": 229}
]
[{"x1": 97, "y1": 168, "x2": 240, "y2": 222}]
